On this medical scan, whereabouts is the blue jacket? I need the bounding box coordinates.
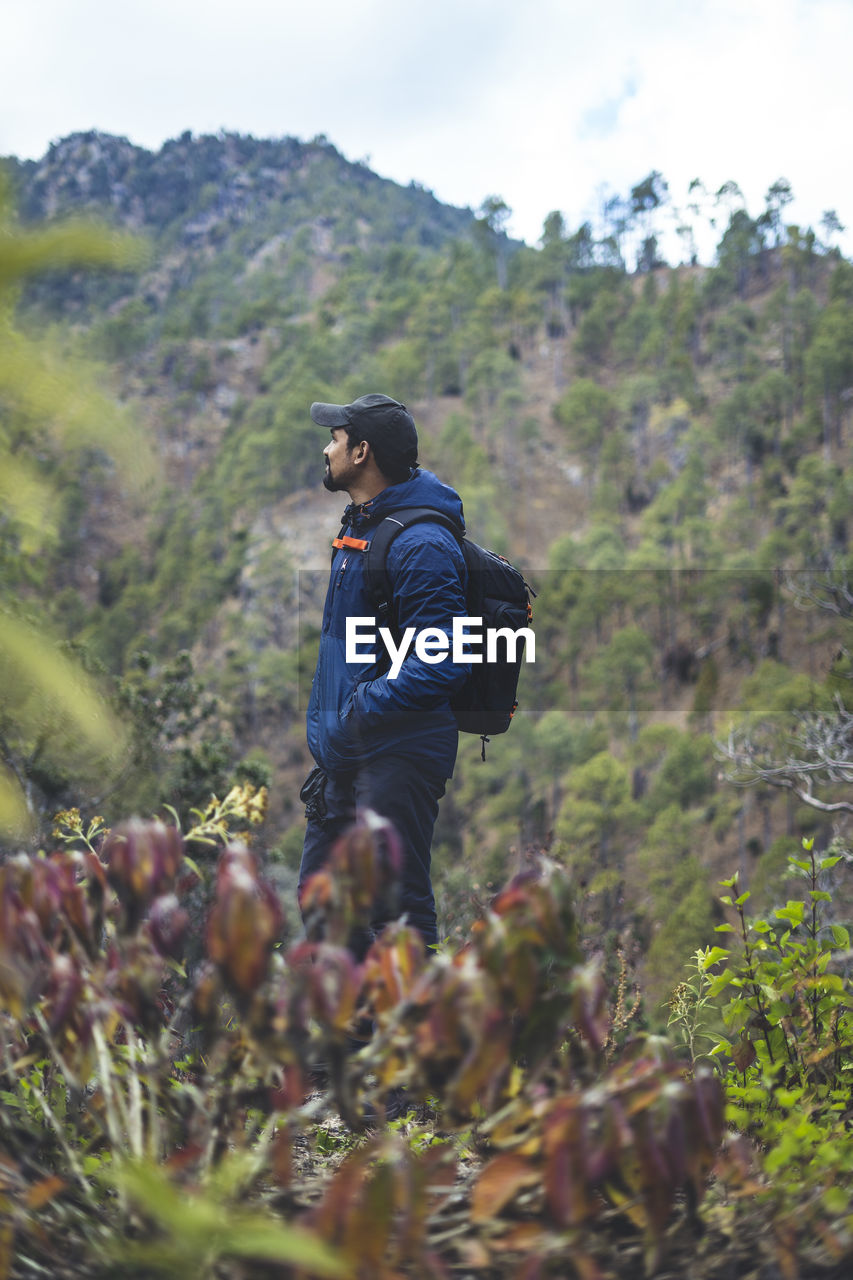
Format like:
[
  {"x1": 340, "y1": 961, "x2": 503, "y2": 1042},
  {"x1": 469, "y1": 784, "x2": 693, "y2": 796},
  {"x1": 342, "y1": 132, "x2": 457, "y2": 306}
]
[{"x1": 306, "y1": 468, "x2": 468, "y2": 778}]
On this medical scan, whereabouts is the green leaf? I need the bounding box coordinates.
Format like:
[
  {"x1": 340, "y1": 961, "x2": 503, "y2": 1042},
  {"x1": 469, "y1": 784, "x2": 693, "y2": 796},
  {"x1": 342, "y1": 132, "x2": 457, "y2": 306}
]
[
  {"x1": 822, "y1": 1186, "x2": 850, "y2": 1216},
  {"x1": 0, "y1": 616, "x2": 127, "y2": 833},
  {"x1": 714, "y1": 923, "x2": 734, "y2": 933},
  {"x1": 707, "y1": 973, "x2": 733, "y2": 998},
  {"x1": 774, "y1": 901, "x2": 805, "y2": 927},
  {"x1": 183, "y1": 854, "x2": 204, "y2": 881},
  {"x1": 809, "y1": 890, "x2": 832, "y2": 903},
  {"x1": 830, "y1": 924, "x2": 850, "y2": 948},
  {"x1": 161, "y1": 803, "x2": 183, "y2": 835},
  {"x1": 819, "y1": 856, "x2": 841, "y2": 870},
  {"x1": 217, "y1": 1218, "x2": 347, "y2": 1273},
  {"x1": 735, "y1": 891, "x2": 751, "y2": 907},
  {"x1": 119, "y1": 1164, "x2": 222, "y2": 1237},
  {"x1": 110, "y1": 1162, "x2": 345, "y2": 1276}
]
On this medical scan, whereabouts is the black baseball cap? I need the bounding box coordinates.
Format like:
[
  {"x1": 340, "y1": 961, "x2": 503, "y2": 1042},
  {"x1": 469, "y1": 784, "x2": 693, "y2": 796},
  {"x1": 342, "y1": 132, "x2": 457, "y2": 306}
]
[{"x1": 310, "y1": 393, "x2": 418, "y2": 463}]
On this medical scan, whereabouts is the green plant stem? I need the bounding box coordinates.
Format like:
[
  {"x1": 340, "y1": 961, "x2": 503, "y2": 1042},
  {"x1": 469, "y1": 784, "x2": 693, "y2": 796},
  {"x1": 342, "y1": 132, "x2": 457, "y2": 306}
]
[
  {"x1": 808, "y1": 845, "x2": 821, "y2": 1041},
  {"x1": 92, "y1": 1022, "x2": 127, "y2": 1153},
  {"x1": 146, "y1": 1051, "x2": 163, "y2": 1162},
  {"x1": 34, "y1": 1007, "x2": 81, "y2": 1092},
  {"x1": 124, "y1": 1023, "x2": 145, "y2": 1160},
  {"x1": 737, "y1": 904, "x2": 776, "y2": 1065}
]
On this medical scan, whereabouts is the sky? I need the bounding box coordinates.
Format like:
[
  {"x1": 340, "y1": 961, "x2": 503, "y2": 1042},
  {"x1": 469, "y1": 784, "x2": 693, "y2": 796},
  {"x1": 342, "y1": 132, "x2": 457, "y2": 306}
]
[{"x1": 3, "y1": 0, "x2": 852, "y2": 259}]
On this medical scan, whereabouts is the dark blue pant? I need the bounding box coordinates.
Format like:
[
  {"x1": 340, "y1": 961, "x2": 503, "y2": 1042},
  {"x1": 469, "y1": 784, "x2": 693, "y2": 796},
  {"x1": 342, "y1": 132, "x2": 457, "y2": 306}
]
[{"x1": 298, "y1": 755, "x2": 446, "y2": 953}]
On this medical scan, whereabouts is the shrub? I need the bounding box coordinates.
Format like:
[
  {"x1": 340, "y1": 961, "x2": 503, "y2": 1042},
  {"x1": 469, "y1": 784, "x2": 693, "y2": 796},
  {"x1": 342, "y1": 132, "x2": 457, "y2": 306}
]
[
  {"x1": 0, "y1": 796, "x2": 726, "y2": 1278},
  {"x1": 672, "y1": 838, "x2": 853, "y2": 1272}
]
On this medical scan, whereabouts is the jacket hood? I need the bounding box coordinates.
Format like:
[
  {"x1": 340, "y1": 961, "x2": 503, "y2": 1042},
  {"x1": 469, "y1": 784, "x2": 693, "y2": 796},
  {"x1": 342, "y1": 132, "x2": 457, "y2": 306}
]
[{"x1": 350, "y1": 468, "x2": 465, "y2": 531}]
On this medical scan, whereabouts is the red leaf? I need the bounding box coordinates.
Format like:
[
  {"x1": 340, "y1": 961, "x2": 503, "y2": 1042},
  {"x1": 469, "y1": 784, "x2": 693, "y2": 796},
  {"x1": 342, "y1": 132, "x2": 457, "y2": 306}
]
[
  {"x1": 25, "y1": 1175, "x2": 66, "y2": 1209},
  {"x1": 471, "y1": 1154, "x2": 539, "y2": 1223},
  {"x1": 731, "y1": 1036, "x2": 757, "y2": 1072}
]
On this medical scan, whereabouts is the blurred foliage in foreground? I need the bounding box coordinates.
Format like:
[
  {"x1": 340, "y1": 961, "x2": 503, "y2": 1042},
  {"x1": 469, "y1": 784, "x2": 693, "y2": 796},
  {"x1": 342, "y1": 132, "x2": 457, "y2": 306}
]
[
  {"x1": 0, "y1": 793, "x2": 849, "y2": 1278},
  {"x1": 0, "y1": 172, "x2": 149, "y2": 839}
]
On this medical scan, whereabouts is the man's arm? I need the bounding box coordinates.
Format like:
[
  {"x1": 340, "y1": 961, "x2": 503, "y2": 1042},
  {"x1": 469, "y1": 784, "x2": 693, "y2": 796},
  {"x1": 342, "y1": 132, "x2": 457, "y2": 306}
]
[{"x1": 348, "y1": 524, "x2": 468, "y2": 727}]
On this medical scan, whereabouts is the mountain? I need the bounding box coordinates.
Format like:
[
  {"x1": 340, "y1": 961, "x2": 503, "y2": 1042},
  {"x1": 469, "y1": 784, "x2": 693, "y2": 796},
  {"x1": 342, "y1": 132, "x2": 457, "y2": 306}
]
[
  {"x1": 5, "y1": 129, "x2": 476, "y2": 317},
  {"x1": 7, "y1": 128, "x2": 474, "y2": 248}
]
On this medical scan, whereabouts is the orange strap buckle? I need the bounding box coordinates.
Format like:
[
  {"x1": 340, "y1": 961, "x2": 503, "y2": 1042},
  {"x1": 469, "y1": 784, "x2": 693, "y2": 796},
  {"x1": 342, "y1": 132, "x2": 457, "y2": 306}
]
[{"x1": 332, "y1": 535, "x2": 369, "y2": 551}]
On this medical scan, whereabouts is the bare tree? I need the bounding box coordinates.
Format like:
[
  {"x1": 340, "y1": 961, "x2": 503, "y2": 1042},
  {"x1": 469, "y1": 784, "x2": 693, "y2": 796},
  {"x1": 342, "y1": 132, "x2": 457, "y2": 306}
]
[
  {"x1": 785, "y1": 566, "x2": 853, "y2": 620},
  {"x1": 719, "y1": 699, "x2": 853, "y2": 816},
  {"x1": 717, "y1": 567, "x2": 852, "y2": 817}
]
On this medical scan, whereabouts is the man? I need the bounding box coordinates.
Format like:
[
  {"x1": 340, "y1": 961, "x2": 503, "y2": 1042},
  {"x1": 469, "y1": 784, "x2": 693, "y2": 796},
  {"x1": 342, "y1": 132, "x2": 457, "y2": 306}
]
[{"x1": 299, "y1": 393, "x2": 468, "y2": 954}]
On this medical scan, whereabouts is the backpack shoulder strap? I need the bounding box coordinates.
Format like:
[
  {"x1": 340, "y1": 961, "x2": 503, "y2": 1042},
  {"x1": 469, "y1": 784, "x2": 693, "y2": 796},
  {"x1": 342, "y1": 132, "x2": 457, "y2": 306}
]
[
  {"x1": 363, "y1": 507, "x2": 464, "y2": 626},
  {"x1": 330, "y1": 521, "x2": 347, "y2": 565}
]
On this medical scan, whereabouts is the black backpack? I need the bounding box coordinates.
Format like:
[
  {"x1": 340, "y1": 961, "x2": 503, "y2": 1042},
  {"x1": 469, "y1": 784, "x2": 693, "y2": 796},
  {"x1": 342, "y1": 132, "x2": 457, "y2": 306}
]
[{"x1": 359, "y1": 507, "x2": 535, "y2": 758}]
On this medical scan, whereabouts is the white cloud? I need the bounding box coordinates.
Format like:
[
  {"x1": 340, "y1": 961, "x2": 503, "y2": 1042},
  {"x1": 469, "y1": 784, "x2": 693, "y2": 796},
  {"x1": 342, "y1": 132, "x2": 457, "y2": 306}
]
[{"x1": 2, "y1": 0, "x2": 851, "y2": 255}]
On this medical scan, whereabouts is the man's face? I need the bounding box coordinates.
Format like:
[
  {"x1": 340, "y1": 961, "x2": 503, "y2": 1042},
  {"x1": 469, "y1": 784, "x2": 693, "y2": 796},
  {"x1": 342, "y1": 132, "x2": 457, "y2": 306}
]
[{"x1": 323, "y1": 427, "x2": 360, "y2": 493}]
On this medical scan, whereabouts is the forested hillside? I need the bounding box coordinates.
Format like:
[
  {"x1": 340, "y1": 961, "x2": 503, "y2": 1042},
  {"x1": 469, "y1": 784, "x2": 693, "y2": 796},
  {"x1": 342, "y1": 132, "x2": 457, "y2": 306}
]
[
  {"x1": 2, "y1": 132, "x2": 851, "y2": 1003},
  {"x1": 1, "y1": 130, "x2": 852, "y2": 1279}
]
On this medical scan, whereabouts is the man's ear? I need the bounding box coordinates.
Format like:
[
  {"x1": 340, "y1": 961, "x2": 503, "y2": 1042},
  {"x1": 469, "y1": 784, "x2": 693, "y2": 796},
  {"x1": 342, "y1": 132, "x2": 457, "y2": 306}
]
[{"x1": 352, "y1": 439, "x2": 371, "y2": 465}]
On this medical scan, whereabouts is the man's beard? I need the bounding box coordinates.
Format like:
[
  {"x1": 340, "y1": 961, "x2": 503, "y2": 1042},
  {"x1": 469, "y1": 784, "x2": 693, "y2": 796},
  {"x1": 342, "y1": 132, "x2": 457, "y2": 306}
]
[{"x1": 323, "y1": 462, "x2": 343, "y2": 492}]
